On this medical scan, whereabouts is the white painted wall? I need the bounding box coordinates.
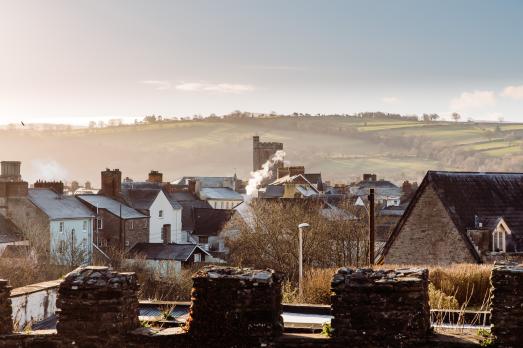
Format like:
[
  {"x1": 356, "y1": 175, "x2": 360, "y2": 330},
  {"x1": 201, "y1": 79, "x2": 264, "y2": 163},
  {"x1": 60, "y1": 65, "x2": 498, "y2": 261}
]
[
  {"x1": 10, "y1": 280, "x2": 61, "y2": 331},
  {"x1": 148, "y1": 191, "x2": 182, "y2": 243},
  {"x1": 208, "y1": 199, "x2": 242, "y2": 210}
]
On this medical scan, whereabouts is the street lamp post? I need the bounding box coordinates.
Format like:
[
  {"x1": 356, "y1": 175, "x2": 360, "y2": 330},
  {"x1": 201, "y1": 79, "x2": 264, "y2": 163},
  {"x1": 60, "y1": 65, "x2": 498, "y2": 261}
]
[{"x1": 298, "y1": 222, "x2": 310, "y2": 300}]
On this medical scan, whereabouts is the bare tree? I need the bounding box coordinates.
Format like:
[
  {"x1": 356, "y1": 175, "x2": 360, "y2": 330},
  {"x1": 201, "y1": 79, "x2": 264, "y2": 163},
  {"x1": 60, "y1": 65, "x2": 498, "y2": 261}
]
[
  {"x1": 451, "y1": 112, "x2": 461, "y2": 122},
  {"x1": 226, "y1": 200, "x2": 369, "y2": 282}
]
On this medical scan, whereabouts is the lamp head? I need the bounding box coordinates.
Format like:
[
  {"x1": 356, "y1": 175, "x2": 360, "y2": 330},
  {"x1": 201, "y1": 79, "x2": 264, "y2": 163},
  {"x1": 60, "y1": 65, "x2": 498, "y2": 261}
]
[{"x1": 298, "y1": 222, "x2": 310, "y2": 230}]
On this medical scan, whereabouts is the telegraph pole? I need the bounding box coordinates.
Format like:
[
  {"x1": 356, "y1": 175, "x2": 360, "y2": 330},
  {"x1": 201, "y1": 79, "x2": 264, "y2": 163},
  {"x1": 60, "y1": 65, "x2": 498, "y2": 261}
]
[{"x1": 368, "y1": 188, "x2": 375, "y2": 265}]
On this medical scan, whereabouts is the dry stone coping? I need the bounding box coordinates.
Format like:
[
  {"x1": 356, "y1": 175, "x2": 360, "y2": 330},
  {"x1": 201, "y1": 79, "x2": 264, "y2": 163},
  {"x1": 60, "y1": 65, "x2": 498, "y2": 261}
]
[{"x1": 193, "y1": 265, "x2": 278, "y2": 283}]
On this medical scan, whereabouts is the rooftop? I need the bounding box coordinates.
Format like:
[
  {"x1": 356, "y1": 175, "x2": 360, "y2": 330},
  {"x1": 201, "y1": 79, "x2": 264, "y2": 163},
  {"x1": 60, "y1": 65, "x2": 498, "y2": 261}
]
[
  {"x1": 28, "y1": 189, "x2": 95, "y2": 220},
  {"x1": 76, "y1": 195, "x2": 147, "y2": 219},
  {"x1": 199, "y1": 187, "x2": 243, "y2": 201},
  {"x1": 128, "y1": 243, "x2": 209, "y2": 261}
]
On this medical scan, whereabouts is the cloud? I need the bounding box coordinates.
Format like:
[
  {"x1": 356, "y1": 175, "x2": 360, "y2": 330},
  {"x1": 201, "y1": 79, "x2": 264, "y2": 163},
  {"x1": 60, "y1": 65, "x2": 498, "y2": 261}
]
[
  {"x1": 175, "y1": 82, "x2": 254, "y2": 94},
  {"x1": 142, "y1": 80, "x2": 171, "y2": 90},
  {"x1": 500, "y1": 85, "x2": 523, "y2": 100},
  {"x1": 382, "y1": 96, "x2": 399, "y2": 103},
  {"x1": 450, "y1": 90, "x2": 496, "y2": 110}
]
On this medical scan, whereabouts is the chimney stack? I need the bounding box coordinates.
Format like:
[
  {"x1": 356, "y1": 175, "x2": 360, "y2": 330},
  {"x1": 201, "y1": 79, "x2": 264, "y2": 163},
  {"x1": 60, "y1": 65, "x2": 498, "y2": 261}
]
[
  {"x1": 0, "y1": 161, "x2": 21, "y2": 182},
  {"x1": 34, "y1": 180, "x2": 64, "y2": 195},
  {"x1": 363, "y1": 173, "x2": 377, "y2": 182},
  {"x1": 100, "y1": 169, "x2": 122, "y2": 197},
  {"x1": 147, "y1": 170, "x2": 163, "y2": 184},
  {"x1": 289, "y1": 166, "x2": 305, "y2": 177}
]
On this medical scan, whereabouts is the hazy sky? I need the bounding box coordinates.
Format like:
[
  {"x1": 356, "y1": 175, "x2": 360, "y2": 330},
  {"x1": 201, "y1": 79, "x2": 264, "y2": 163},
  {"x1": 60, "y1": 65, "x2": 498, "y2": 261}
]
[{"x1": 1, "y1": 0, "x2": 522, "y2": 124}]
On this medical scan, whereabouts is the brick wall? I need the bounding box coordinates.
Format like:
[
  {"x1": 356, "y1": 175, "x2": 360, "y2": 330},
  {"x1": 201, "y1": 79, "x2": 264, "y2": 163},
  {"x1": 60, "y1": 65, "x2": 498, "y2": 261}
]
[
  {"x1": 490, "y1": 262, "x2": 523, "y2": 348},
  {"x1": 385, "y1": 184, "x2": 476, "y2": 265}
]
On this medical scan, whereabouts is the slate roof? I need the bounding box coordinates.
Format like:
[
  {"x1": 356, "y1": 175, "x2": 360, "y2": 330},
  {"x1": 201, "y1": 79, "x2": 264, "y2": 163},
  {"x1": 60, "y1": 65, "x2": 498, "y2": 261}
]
[
  {"x1": 76, "y1": 195, "x2": 146, "y2": 219},
  {"x1": 170, "y1": 192, "x2": 212, "y2": 231},
  {"x1": 1, "y1": 245, "x2": 31, "y2": 258},
  {"x1": 193, "y1": 208, "x2": 234, "y2": 236},
  {"x1": 28, "y1": 189, "x2": 95, "y2": 220},
  {"x1": 128, "y1": 243, "x2": 210, "y2": 261},
  {"x1": 199, "y1": 187, "x2": 243, "y2": 201},
  {"x1": 0, "y1": 215, "x2": 23, "y2": 244},
  {"x1": 382, "y1": 171, "x2": 523, "y2": 262},
  {"x1": 120, "y1": 187, "x2": 182, "y2": 211},
  {"x1": 172, "y1": 176, "x2": 234, "y2": 188},
  {"x1": 260, "y1": 185, "x2": 285, "y2": 198},
  {"x1": 303, "y1": 173, "x2": 324, "y2": 191},
  {"x1": 351, "y1": 179, "x2": 401, "y2": 198}
]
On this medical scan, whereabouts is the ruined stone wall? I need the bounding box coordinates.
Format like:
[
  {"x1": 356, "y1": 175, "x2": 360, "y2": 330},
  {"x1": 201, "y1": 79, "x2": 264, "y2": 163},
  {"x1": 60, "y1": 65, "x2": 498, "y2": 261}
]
[
  {"x1": 186, "y1": 266, "x2": 284, "y2": 346},
  {"x1": 490, "y1": 263, "x2": 523, "y2": 348},
  {"x1": 330, "y1": 267, "x2": 431, "y2": 347},
  {"x1": 56, "y1": 266, "x2": 139, "y2": 346},
  {"x1": 385, "y1": 184, "x2": 477, "y2": 264},
  {"x1": 0, "y1": 279, "x2": 12, "y2": 335}
]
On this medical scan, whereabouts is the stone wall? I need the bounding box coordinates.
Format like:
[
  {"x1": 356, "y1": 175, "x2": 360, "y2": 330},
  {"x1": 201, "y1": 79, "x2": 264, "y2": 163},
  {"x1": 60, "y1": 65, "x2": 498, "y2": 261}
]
[
  {"x1": 490, "y1": 262, "x2": 523, "y2": 348},
  {"x1": 384, "y1": 184, "x2": 477, "y2": 264},
  {"x1": 331, "y1": 267, "x2": 431, "y2": 347},
  {"x1": 0, "y1": 279, "x2": 12, "y2": 335},
  {"x1": 56, "y1": 266, "x2": 139, "y2": 345},
  {"x1": 186, "y1": 266, "x2": 284, "y2": 346}
]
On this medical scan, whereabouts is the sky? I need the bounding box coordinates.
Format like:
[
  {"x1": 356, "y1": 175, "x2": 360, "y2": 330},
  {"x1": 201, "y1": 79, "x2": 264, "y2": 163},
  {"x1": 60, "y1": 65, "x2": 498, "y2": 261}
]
[{"x1": 0, "y1": 0, "x2": 522, "y2": 124}]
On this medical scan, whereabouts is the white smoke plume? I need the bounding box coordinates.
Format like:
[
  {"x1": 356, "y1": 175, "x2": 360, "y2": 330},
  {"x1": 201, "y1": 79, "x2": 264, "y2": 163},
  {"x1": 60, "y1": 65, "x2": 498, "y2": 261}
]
[
  {"x1": 245, "y1": 150, "x2": 286, "y2": 197},
  {"x1": 31, "y1": 160, "x2": 69, "y2": 182}
]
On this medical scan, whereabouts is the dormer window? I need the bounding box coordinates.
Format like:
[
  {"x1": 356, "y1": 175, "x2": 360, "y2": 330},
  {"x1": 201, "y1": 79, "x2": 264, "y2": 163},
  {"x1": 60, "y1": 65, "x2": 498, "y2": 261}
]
[{"x1": 492, "y1": 218, "x2": 511, "y2": 253}]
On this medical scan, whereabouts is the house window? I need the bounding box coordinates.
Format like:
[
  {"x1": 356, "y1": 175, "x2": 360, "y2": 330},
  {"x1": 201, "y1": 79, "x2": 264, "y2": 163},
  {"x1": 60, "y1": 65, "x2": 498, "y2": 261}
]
[
  {"x1": 493, "y1": 227, "x2": 506, "y2": 252},
  {"x1": 199, "y1": 236, "x2": 209, "y2": 244},
  {"x1": 130, "y1": 220, "x2": 134, "y2": 230},
  {"x1": 97, "y1": 218, "x2": 103, "y2": 230},
  {"x1": 83, "y1": 220, "x2": 88, "y2": 232},
  {"x1": 159, "y1": 210, "x2": 163, "y2": 218},
  {"x1": 194, "y1": 253, "x2": 201, "y2": 263},
  {"x1": 59, "y1": 221, "x2": 64, "y2": 233}
]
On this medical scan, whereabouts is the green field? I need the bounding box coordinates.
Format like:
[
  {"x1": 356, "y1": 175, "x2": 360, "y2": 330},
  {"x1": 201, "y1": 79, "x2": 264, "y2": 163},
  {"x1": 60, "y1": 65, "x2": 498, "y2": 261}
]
[{"x1": 1, "y1": 117, "x2": 522, "y2": 185}]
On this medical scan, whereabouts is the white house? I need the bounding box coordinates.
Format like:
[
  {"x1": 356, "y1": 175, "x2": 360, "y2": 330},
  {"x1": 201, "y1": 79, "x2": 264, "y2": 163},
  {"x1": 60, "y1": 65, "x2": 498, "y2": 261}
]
[
  {"x1": 120, "y1": 187, "x2": 183, "y2": 244},
  {"x1": 27, "y1": 189, "x2": 95, "y2": 265}
]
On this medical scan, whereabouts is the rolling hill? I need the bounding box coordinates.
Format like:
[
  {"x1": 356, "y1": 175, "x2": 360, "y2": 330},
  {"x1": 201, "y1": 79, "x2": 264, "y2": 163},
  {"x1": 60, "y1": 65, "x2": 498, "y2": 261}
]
[{"x1": 2, "y1": 116, "x2": 523, "y2": 186}]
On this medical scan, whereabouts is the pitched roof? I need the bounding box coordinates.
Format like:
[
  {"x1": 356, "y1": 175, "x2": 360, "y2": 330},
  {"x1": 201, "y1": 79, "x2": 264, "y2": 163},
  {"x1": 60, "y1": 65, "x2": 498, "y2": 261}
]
[
  {"x1": 260, "y1": 185, "x2": 284, "y2": 198},
  {"x1": 303, "y1": 173, "x2": 324, "y2": 191},
  {"x1": 382, "y1": 171, "x2": 523, "y2": 262},
  {"x1": 28, "y1": 189, "x2": 95, "y2": 220},
  {"x1": 120, "y1": 188, "x2": 160, "y2": 210},
  {"x1": 171, "y1": 192, "x2": 212, "y2": 231},
  {"x1": 199, "y1": 187, "x2": 243, "y2": 201},
  {"x1": 1, "y1": 244, "x2": 32, "y2": 258},
  {"x1": 0, "y1": 215, "x2": 23, "y2": 244},
  {"x1": 172, "y1": 176, "x2": 234, "y2": 188},
  {"x1": 128, "y1": 243, "x2": 210, "y2": 261},
  {"x1": 193, "y1": 208, "x2": 234, "y2": 236},
  {"x1": 76, "y1": 195, "x2": 146, "y2": 219}
]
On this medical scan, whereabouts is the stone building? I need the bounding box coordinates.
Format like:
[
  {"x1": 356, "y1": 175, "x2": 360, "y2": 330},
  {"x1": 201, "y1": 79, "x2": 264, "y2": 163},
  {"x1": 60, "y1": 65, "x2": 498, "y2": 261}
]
[
  {"x1": 76, "y1": 195, "x2": 149, "y2": 251},
  {"x1": 381, "y1": 171, "x2": 523, "y2": 265},
  {"x1": 252, "y1": 135, "x2": 283, "y2": 171}
]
